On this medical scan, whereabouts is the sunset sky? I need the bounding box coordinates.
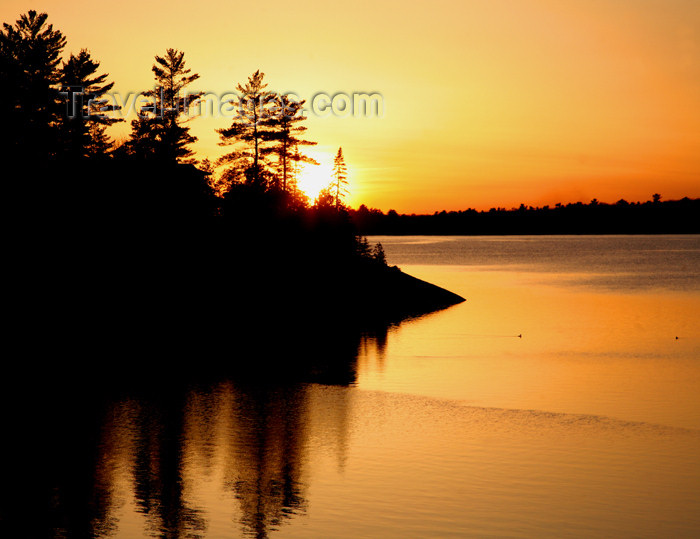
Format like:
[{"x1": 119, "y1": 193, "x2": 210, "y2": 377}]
[{"x1": 2, "y1": 0, "x2": 699, "y2": 212}]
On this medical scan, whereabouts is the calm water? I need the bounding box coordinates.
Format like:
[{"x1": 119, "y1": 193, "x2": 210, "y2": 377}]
[{"x1": 8, "y1": 236, "x2": 700, "y2": 538}]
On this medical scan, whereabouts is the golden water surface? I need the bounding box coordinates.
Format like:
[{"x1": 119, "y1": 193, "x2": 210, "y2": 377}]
[{"x1": 26, "y1": 236, "x2": 700, "y2": 538}]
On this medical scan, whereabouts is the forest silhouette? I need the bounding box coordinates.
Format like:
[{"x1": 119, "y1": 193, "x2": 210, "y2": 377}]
[
  {"x1": 1, "y1": 10, "x2": 463, "y2": 368},
  {"x1": 0, "y1": 13, "x2": 410, "y2": 531},
  {"x1": 350, "y1": 196, "x2": 700, "y2": 235},
  {"x1": 7, "y1": 8, "x2": 694, "y2": 367}
]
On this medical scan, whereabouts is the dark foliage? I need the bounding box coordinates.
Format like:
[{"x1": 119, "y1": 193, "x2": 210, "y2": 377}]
[
  {"x1": 59, "y1": 48, "x2": 121, "y2": 159},
  {"x1": 126, "y1": 48, "x2": 202, "y2": 162},
  {"x1": 351, "y1": 197, "x2": 700, "y2": 235},
  {"x1": 0, "y1": 10, "x2": 66, "y2": 162}
]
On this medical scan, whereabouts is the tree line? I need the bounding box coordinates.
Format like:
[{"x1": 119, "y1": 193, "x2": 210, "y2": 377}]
[
  {"x1": 3, "y1": 9, "x2": 394, "y2": 344},
  {"x1": 0, "y1": 10, "x2": 352, "y2": 212},
  {"x1": 4, "y1": 9, "x2": 695, "y2": 246},
  {"x1": 350, "y1": 195, "x2": 700, "y2": 235}
]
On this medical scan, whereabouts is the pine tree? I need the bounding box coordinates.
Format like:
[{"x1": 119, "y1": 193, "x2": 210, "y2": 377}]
[
  {"x1": 59, "y1": 49, "x2": 121, "y2": 159},
  {"x1": 372, "y1": 242, "x2": 386, "y2": 265},
  {"x1": 261, "y1": 94, "x2": 318, "y2": 192},
  {"x1": 0, "y1": 10, "x2": 66, "y2": 162},
  {"x1": 84, "y1": 123, "x2": 114, "y2": 157},
  {"x1": 129, "y1": 48, "x2": 202, "y2": 162},
  {"x1": 332, "y1": 147, "x2": 348, "y2": 209},
  {"x1": 216, "y1": 70, "x2": 276, "y2": 186},
  {"x1": 285, "y1": 146, "x2": 308, "y2": 204}
]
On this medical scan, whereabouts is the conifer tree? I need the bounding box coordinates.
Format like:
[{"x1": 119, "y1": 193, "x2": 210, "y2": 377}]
[
  {"x1": 129, "y1": 48, "x2": 202, "y2": 162},
  {"x1": 0, "y1": 10, "x2": 66, "y2": 162},
  {"x1": 261, "y1": 94, "x2": 318, "y2": 192},
  {"x1": 332, "y1": 147, "x2": 348, "y2": 209},
  {"x1": 59, "y1": 49, "x2": 121, "y2": 159},
  {"x1": 216, "y1": 70, "x2": 276, "y2": 186}
]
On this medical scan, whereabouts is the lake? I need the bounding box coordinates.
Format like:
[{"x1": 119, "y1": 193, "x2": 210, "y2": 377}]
[{"x1": 7, "y1": 235, "x2": 700, "y2": 538}]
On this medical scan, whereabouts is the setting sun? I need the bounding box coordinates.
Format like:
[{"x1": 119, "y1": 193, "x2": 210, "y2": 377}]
[{"x1": 297, "y1": 159, "x2": 334, "y2": 202}]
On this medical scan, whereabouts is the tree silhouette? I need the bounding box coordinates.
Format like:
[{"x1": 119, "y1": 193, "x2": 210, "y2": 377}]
[
  {"x1": 261, "y1": 94, "x2": 318, "y2": 192},
  {"x1": 371, "y1": 242, "x2": 386, "y2": 265},
  {"x1": 0, "y1": 10, "x2": 66, "y2": 162},
  {"x1": 314, "y1": 186, "x2": 336, "y2": 209},
  {"x1": 216, "y1": 70, "x2": 276, "y2": 187},
  {"x1": 59, "y1": 49, "x2": 121, "y2": 159},
  {"x1": 287, "y1": 146, "x2": 307, "y2": 200},
  {"x1": 128, "y1": 48, "x2": 202, "y2": 162},
  {"x1": 332, "y1": 147, "x2": 348, "y2": 209}
]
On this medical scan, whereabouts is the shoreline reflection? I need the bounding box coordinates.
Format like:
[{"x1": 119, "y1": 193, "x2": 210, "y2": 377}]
[{"x1": 0, "y1": 319, "x2": 397, "y2": 538}]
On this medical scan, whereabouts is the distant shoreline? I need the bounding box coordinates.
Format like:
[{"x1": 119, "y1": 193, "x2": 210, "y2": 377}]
[
  {"x1": 351, "y1": 197, "x2": 700, "y2": 236},
  {"x1": 366, "y1": 232, "x2": 700, "y2": 236}
]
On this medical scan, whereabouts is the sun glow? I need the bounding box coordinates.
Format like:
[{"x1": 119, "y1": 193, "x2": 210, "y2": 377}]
[{"x1": 297, "y1": 161, "x2": 334, "y2": 202}]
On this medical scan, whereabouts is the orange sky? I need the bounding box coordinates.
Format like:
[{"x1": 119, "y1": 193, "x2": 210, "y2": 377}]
[{"x1": 3, "y1": 0, "x2": 699, "y2": 212}]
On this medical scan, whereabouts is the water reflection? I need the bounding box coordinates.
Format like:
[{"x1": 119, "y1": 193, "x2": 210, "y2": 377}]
[
  {"x1": 224, "y1": 383, "x2": 309, "y2": 538},
  {"x1": 92, "y1": 382, "x2": 310, "y2": 538},
  {"x1": 0, "y1": 320, "x2": 393, "y2": 539},
  {"x1": 129, "y1": 392, "x2": 206, "y2": 538}
]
